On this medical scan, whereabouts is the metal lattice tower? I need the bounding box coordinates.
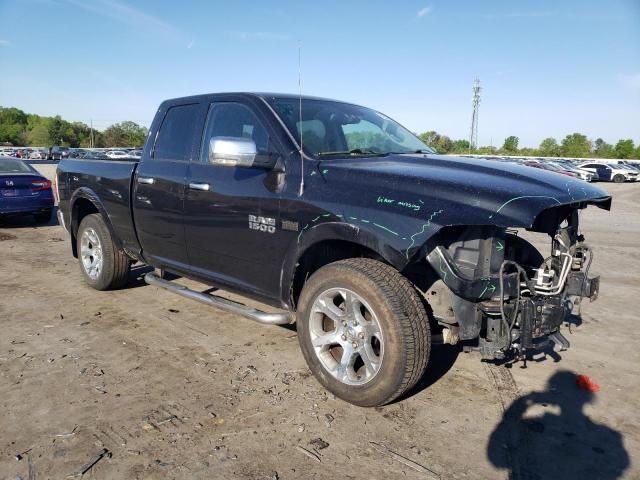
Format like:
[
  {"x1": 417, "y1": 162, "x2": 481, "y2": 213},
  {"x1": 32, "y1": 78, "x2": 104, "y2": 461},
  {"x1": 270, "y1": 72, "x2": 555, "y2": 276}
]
[{"x1": 469, "y1": 78, "x2": 481, "y2": 151}]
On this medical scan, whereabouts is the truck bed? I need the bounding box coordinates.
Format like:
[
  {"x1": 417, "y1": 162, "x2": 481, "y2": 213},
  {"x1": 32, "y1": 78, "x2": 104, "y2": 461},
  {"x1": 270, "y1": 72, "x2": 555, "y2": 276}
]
[{"x1": 57, "y1": 158, "x2": 141, "y2": 256}]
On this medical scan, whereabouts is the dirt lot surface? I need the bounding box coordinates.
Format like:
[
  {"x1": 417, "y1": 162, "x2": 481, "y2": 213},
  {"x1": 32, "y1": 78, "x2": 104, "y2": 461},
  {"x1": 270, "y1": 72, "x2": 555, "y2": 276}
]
[{"x1": 1, "y1": 164, "x2": 638, "y2": 479}]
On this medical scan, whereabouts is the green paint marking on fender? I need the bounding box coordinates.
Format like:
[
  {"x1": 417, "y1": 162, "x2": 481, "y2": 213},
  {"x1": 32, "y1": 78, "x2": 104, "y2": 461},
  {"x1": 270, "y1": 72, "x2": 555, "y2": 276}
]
[
  {"x1": 489, "y1": 195, "x2": 561, "y2": 219},
  {"x1": 373, "y1": 223, "x2": 399, "y2": 236},
  {"x1": 496, "y1": 241, "x2": 504, "y2": 252},
  {"x1": 480, "y1": 282, "x2": 496, "y2": 298},
  {"x1": 405, "y1": 209, "x2": 444, "y2": 260}
]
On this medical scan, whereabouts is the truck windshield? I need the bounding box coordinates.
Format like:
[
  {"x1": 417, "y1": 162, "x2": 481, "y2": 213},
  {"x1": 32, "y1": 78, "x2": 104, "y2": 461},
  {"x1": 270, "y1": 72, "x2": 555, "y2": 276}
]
[{"x1": 269, "y1": 97, "x2": 435, "y2": 159}]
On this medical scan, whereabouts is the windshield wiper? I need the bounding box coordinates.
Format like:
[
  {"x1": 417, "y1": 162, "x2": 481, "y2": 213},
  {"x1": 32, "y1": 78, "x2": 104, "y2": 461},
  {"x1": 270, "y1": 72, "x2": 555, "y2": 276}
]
[
  {"x1": 387, "y1": 149, "x2": 433, "y2": 155},
  {"x1": 316, "y1": 148, "x2": 388, "y2": 158}
]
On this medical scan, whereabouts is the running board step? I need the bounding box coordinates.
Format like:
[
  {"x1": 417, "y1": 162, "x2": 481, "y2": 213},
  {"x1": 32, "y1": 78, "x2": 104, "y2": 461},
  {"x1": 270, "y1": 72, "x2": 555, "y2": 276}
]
[{"x1": 144, "y1": 273, "x2": 294, "y2": 325}]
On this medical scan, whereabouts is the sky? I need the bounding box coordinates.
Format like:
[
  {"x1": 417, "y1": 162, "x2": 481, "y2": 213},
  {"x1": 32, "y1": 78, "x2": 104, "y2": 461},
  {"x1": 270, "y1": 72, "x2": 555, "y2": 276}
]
[{"x1": 0, "y1": 0, "x2": 639, "y2": 148}]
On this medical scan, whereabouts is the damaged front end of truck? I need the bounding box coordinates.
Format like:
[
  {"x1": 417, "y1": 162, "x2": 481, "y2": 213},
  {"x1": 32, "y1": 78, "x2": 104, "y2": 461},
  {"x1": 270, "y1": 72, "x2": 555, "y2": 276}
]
[{"x1": 421, "y1": 197, "x2": 610, "y2": 360}]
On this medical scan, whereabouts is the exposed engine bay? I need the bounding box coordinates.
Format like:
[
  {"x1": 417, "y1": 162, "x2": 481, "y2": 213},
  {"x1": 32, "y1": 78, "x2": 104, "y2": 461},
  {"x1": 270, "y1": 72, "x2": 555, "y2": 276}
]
[{"x1": 422, "y1": 204, "x2": 600, "y2": 361}]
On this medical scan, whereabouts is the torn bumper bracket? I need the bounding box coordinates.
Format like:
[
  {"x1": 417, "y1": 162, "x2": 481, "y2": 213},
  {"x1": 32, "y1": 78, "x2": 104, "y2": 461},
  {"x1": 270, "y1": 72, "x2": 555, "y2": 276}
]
[{"x1": 566, "y1": 272, "x2": 600, "y2": 300}]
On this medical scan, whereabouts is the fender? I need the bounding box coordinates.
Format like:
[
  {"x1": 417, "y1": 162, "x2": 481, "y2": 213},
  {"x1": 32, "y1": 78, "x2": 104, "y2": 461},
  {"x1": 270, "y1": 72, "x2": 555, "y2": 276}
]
[
  {"x1": 280, "y1": 220, "x2": 407, "y2": 306},
  {"x1": 69, "y1": 187, "x2": 123, "y2": 255}
]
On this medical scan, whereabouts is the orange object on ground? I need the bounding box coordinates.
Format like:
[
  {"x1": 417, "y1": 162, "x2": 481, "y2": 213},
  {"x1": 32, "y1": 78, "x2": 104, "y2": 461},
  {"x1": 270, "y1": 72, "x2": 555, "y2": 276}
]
[{"x1": 576, "y1": 374, "x2": 600, "y2": 393}]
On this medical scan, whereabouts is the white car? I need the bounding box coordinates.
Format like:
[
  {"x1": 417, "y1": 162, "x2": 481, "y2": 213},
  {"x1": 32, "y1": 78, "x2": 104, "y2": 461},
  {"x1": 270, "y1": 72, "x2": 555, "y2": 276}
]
[
  {"x1": 29, "y1": 150, "x2": 48, "y2": 160},
  {"x1": 106, "y1": 150, "x2": 129, "y2": 159},
  {"x1": 579, "y1": 162, "x2": 638, "y2": 183}
]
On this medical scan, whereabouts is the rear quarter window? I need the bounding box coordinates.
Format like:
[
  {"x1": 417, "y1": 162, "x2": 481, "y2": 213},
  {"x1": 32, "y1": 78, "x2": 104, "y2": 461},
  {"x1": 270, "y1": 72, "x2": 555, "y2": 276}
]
[{"x1": 153, "y1": 104, "x2": 199, "y2": 161}]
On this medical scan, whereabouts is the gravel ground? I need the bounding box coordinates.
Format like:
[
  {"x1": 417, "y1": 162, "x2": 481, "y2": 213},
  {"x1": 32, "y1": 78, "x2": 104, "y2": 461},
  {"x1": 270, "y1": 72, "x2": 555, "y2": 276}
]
[{"x1": 0, "y1": 163, "x2": 637, "y2": 479}]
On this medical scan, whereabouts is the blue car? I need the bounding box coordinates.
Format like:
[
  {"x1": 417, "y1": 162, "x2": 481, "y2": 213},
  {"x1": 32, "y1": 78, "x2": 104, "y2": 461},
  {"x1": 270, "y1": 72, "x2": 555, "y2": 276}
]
[{"x1": 0, "y1": 157, "x2": 54, "y2": 222}]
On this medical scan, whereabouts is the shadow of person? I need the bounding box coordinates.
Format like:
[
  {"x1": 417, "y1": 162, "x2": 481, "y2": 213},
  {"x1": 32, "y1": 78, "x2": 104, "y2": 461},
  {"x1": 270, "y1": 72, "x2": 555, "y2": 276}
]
[{"x1": 487, "y1": 370, "x2": 629, "y2": 480}]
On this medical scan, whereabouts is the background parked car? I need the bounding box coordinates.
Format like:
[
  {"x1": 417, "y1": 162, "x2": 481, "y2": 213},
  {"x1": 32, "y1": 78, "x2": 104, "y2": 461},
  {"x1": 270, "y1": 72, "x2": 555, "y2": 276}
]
[
  {"x1": 522, "y1": 160, "x2": 576, "y2": 177},
  {"x1": 551, "y1": 159, "x2": 599, "y2": 181},
  {"x1": 50, "y1": 146, "x2": 70, "y2": 161},
  {"x1": 547, "y1": 161, "x2": 594, "y2": 182},
  {"x1": 105, "y1": 150, "x2": 129, "y2": 159},
  {"x1": 0, "y1": 156, "x2": 54, "y2": 222},
  {"x1": 579, "y1": 162, "x2": 638, "y2": 183},
  {"x1": 29, "y1": 149, "x2": 47, "y2": 160}
]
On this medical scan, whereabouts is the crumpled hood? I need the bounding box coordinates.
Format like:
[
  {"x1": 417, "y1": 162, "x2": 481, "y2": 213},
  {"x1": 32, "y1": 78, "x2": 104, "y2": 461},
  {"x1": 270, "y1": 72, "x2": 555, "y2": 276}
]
[{"x1": 319, "y1": 154, "x2": 611, "y2": 229}]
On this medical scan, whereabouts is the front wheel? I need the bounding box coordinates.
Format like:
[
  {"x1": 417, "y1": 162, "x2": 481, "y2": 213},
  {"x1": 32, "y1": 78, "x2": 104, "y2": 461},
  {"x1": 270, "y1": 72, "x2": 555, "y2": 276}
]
[
  {"x1": 77, "y1": 213, "x2": 130, "y2": 290},
  {"x1": 613, "y1": 174, "x2": 625, "y2": 183},
  {"x1": 297, "y1": 258, "x2": 431, "y2": 407}
]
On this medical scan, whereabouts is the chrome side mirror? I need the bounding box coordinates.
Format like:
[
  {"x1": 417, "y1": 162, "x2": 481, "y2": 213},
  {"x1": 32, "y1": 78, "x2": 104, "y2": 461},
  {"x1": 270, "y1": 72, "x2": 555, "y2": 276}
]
[{"x1": 209, "y1": 136, "x2": 256, "y2": 167}]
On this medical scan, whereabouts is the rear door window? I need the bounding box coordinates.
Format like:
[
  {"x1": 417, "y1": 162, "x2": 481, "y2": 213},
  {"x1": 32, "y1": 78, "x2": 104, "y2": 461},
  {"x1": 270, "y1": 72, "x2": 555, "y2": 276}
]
[{"x1": 153, "y1": 104, "x2": 199, "y2": 161}]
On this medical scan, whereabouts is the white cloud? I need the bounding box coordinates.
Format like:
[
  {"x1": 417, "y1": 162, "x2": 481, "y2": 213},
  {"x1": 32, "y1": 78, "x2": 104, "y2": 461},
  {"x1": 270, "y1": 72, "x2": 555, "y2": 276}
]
[
  {"x1": 481, "y1": 11, "x2": 554, "y2": 19},
  {"x1": 618, "y1": 73, "x2": 640, "y2": 89},
  {"x1": 226, "y1": 31, "x2": 290, "y2": 41},
  {"x1": 417, "y1": 6, "x2": 432, "y2": 17},
  {"x1": 0, "y1": 40, "x2": 10, "y2": 47},
  {"x1": 64, "y1": 0, "x2": 182, "y2": 40}
]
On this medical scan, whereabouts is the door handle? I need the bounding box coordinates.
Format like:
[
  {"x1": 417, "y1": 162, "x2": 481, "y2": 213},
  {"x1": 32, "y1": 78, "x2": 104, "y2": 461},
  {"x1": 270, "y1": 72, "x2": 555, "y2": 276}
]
[
  {"x1": 188, "y1": 182, "x2": 210, "y2": 191},
  {"x1": 138, "y1": 176, "x2": 155, "y2": 185}
]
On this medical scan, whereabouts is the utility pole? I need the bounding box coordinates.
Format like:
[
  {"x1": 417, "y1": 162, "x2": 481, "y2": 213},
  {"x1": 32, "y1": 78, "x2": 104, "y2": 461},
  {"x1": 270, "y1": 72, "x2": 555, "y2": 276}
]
[{"x1": 469, "y1": 78, "x2": 481, "y2": 152}]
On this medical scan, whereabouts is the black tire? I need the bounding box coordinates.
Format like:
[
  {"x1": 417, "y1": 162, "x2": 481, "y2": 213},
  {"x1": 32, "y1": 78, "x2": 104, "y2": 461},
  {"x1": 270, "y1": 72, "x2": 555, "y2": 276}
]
[
  {"x1": 33, "y1": 209, "x2": 52, "y2": 223},
  {"x1": 77, "y1": 213, "x2": 130, "y2": 290},
  {"x1": 297, "y1": 258, "x2": 430, "y2": 407},
  {"x1": 613, "y1": 174, "x2": 625, "y2": 183}
]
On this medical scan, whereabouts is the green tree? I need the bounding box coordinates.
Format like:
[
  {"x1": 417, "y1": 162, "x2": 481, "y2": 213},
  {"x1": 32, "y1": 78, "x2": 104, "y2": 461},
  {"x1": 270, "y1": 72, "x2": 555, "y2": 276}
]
[
  {"x1": 593, "y1": 138, "x2": 614, "y2": 158},
  {"x1": 451, "y1": 139, "x2": 470, "y2": 153},
  {"x1": 435, "y1": 135, "x2": 453, "y2": 153},
  {"x1": 561, "y1": 133, "x2": 591, "y2": 158},
  {"x1": 0, "y1": 123, "x2": 25, "y2": 145},
  {"x1": 501, "y1": 136, "x2": 519, "y2": 153},
  {"x1": 102, "y1": 121, "x2": 147, "y2": 147},
  {"x1": 539, "y1": 137, "x2": 560, "y2": 156},
  {"x1": 26, "y1": 125, "x2": 51, "y2": 146},
  {"x1": 418, "y1": 131, "x2": 440, "y2": 150},
  {"x1": 634, "y1": 145, "x2": 640, "y2": 160},
  {"x1": 615, "y1": 139, "x2": 635, "y2": 159},
  {"x1": 476, "y1": 146, "x2": 498, "y2": 155}
]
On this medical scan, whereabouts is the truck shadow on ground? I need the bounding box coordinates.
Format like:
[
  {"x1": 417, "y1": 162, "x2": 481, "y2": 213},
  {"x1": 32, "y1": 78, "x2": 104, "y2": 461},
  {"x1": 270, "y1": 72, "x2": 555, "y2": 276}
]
[
  {"x1": 124, "y1": 264, "x2": 155, "y2": 289},
  {"x1": 487, "y1": 370, "x2": 630, "y2": 480}
]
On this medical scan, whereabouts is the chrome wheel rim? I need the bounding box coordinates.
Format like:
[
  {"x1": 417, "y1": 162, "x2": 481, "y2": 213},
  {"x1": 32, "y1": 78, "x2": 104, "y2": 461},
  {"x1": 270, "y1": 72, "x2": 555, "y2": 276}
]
[
  {"x1": 309, "y1": 288, "x2": 384, "y2": 386},
  {"x1": 80, "y1": 228, "x2": 103, "y2": 280}
]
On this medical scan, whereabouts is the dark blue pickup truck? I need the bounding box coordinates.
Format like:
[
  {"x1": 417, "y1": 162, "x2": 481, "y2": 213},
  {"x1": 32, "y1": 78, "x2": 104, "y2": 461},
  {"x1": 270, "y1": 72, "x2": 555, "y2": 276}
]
[{"x1": 57, "y1": 93, "x2": 611, "y2": 406}]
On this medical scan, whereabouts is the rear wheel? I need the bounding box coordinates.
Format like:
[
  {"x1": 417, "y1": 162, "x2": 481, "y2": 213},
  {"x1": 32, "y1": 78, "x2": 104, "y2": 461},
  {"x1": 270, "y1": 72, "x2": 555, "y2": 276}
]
[
  {"x1": 297, "y1": 258, "x2": 430, "y2": 407},
  {"x1": 33, "y1": 209, "x2": 52, "y2": 223},
  {"x1": 77, "y1": 213, "x2": 130, "y2": 290},
  {"x1": 613, "y1": 174, "x2": 625, "y2": 183}
]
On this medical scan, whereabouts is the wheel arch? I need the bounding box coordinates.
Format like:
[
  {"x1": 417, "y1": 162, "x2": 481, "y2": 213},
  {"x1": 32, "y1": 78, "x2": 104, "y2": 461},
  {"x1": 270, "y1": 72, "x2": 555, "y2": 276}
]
[
  {"x1": 282, "y1": 222, "x2": 408, "y2": 309},
  {"x1": 69, "y1": 188, "x2": 120, "y2": 258}
]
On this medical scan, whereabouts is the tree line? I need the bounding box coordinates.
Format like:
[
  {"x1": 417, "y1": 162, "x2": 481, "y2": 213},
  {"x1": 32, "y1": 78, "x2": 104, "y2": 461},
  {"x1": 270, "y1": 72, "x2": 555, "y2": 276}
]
[
  {"x1": 0, "y1": 107, "x2": 148, "y2": 148},
  {"x1": 418, "y1": 131, "x2": 640, "y2": 159},
  {"x1": 1, "y1": 105, "x2": 638, "y2": 158}
]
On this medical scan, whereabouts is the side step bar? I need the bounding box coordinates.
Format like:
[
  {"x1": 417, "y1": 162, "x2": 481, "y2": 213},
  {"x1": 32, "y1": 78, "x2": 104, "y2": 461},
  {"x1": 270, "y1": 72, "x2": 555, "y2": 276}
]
[{"x1": 144, "y1": 273, "x2": 295, "y2": 325}]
